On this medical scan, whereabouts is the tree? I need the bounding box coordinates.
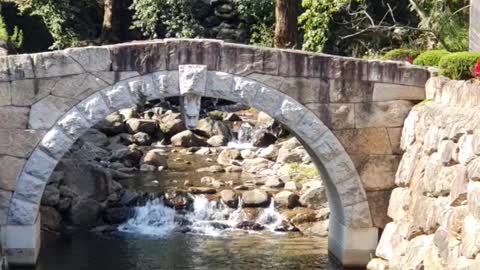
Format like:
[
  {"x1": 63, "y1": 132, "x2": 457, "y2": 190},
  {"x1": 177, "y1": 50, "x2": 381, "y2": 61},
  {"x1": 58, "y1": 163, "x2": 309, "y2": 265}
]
[{"x1": 274, "y1": 0, "x2": 301, "y2": 48}]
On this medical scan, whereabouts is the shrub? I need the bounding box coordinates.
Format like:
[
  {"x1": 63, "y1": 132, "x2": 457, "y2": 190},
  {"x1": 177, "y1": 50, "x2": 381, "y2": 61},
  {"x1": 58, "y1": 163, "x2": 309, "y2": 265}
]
[
  {"x1": 438, "y1": 52, "x2": 480, "y2": 80},
  {"x1": 413, "y1": 50, "x2": 451, "y2": 67},
  {"x1": 382, "y1": 49, "x2": 420, "y2": 61}
]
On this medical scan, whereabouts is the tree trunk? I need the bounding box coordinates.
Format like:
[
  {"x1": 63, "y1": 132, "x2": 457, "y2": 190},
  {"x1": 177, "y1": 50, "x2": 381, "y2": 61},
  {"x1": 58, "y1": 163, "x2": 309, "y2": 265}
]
[
  {"x1": 274, "y1": 0, "x2": 301, "y2": 48},
  {"x1": 99, "y1": 0, "x2": 117, "y2": 43}
]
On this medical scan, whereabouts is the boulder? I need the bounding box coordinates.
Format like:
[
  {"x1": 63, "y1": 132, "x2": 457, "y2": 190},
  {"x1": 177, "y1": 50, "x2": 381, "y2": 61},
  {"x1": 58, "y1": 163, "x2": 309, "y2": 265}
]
[
  {"x1": 40, "y1": 206, "x2": 62, "y2": 231},
  {"x1": 141, "y1": 149, "x2": 168, "y2": 168},
  {"x1": 109, "y1": 133, "x2": 135, "y2": 146},
  {"x1": 256, "y1": 111, "x2": 275, "y2": 129},
  {"x1": 80, "y1": 129, "x2": 109, "y2": 147},
  {"x1": 110, "y1": 144, "x2": 144, "y2": 167},
  {"x1": 58, "y1": 160, "x2": 115, "y2": 202},
  {"x1": 160, "y1": 113, "x2": 186, "y2": 137},
  {"x1": 95, "y1": 112, "x2": 125, "y2": 135},
  {"x1": 171, "y1": 130, "x2": 208, "y2": 147},
  {"x1": 299, "y1": 181, "x2": 327, "y2": 209},
  {"x1": 103, "y1": 207, "x2": 133, "y2": 224},
  {"x1": 217, "y1": 149, "x2": 242, "y2": 166},
  {"x1": 126, "y1": 118, "x2": 157, "y2": 134},
  {"x1": 41, "y1": 184, "x2": 60, "y2": 206},
  {"x1": 274, "y1": 191, "x2": 300, "y2": 209},
  {"x1": 256, "y1": 145, "x2": 279, "y2": 160},
  {"x1": 242, "y1": 189, "x2": 270, "y2": 207},
  {"x1": 119, "y1": 108, "x2": 138, "y2": 120},
  {"x1": 197, "y1": 118, "x2": 232, "y2": 140},
  {"x1": 277, "y1": 147, "x2": 308, "y2": 164},
  {"x1": 133, "y1": 132, "x2": 152, "y2": 146},
  {"x1": 69, "y1": 197, "x2": 102, "y2": 227},
  {"x1": 240, "y1": 149, "x2": 255, "y2": 159},
  {"x1": 284, "y1": 181, "x2": 302, "y2": 191},
  {"x1": 207, "y1": 135, "x2": 228, "y2": 147},
  {"x1": 242, "y1": 158, "x2": 274, "y2": 173},
  {"x1": 252, "y1": 130, "x2": 277, "y2": 147},
  {"x1": 220, "y1": 189, "x2": 238, "y2": 208},
  {"x1": 264, "y1": 177, "x2": 285, "y2": 188}
]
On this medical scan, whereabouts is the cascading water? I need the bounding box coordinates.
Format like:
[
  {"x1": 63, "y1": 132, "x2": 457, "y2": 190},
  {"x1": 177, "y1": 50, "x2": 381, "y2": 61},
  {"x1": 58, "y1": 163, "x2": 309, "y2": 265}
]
[
  {"x1": 118, "y1": 196, "x2": 286, "y2": 238},
  {"x1": 228, "y1": 122, "x2": 255, "y2": 149},
  {"x1": 118, "y1": 199, "x2": 177, "y2": 237}
]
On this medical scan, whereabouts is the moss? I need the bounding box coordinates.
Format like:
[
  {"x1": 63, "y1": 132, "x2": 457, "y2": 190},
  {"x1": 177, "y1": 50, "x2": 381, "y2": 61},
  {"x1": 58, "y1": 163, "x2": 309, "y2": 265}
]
[
  {"x1": 438, "y1": 52, "x2": 480, "y2": 80},
  {"x1": 413, "y1": 50, "x2": 451, "y2": 67},
  {"x1": 288, "y1": 163, "x2": 319, "y2": 183},
  {"x1": 382, "y1": 48, "x2": 420, "y2": 61}
]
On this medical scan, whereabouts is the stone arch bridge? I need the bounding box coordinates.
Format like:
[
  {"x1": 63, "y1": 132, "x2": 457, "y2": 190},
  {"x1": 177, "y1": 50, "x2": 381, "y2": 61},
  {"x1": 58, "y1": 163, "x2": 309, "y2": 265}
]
[{"x1": 0, "y1": 39, "x2": 430, "y2": 267}]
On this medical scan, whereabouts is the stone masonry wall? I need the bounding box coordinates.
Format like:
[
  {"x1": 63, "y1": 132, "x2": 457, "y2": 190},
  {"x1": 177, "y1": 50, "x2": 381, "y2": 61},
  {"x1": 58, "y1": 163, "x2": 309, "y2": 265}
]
[
  {"x1": 0, "y1": 39, "x2": 430, "y2": 230},
  {"x1": 368, "y1": 77, "x2": 480, "y2": 269}
]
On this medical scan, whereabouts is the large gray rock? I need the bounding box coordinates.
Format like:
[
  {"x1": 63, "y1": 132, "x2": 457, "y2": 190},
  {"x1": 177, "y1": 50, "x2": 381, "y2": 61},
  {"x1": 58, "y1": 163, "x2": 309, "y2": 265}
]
[
  {"x1": 141, "y1": 149, "x2": 168, "y2": 168},
  {"x1": 242, "y1": 189, "x2": 270, "y2": 207},
  {"x1": 58, "y1": 160, "x2": 116, "y2": 201},
  {"x1": 133, "y1": 132, "x2": 152, "y2": 145},
  {"x1": 242, "y1": 158, "x2": 274, "y2": 173},
  {"x1": 126, "y1": 118, "x2": 157, "y2": 134},
  {"x1": 40, "y1": 206, "x2": 62, "y2": 231},
  {"x1": 171, "y1": 130, "x2": 208, "y2": 147},
  {"x1": 207, "y1": 135, "x2": 228, "y2": 147},
  {"x1": 69, "y1": 197, "x2": 101, "y2": 227},
  {"x1": 299, "y1": 181, "x2": 327, "y2": 209},
  {"x1": 274, "y1": 191, "x2": 299, "y2": 209},
  {"x1": 197, "y1": 118, "x2": 231, "y2": 140},
  {"x1": 80, "y1": 129, "x2": 110, "y2": 147},
  {"x1": 217, "y1": 149, "x2": 241, "y2": 166},
  {"x1": 160, "y1": 112, "x2": 186, "y2": 137},
  {"x1": 41, "y1": 185, "x2": 60, "y2": 206},
  {"x1": 220, "y1": 189, "x2": 238, "y2": 208},
  {"x1": 252, "y1": 130, "x2": 277, "y2": 147}
]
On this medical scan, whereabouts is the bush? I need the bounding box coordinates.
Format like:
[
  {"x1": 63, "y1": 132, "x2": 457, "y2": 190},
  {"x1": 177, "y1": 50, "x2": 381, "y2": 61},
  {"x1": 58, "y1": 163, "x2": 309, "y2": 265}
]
[
  {"x1": 413, "y1": 50, "x2": 451, "y2": 67},
  {"x1": 382, "y1": 49, "x2": 420, "y2": 61},
  {"x1": 438, "y1": 52, "x2": 480, "y2": 80}
]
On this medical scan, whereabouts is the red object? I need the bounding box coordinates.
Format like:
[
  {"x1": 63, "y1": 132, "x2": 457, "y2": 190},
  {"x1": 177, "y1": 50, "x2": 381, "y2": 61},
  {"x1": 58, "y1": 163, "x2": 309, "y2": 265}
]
[
  {"x1": 406, "y1": 56, "x2": 413, "y2": 64},
  {"x1": 473, "y1": 61, "x2": 480, "y2": 79}
]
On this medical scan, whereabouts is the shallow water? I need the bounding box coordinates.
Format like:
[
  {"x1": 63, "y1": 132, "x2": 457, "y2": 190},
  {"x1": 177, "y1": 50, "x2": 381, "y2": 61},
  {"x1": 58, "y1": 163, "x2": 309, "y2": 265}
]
[
  {"x1": 26, "y1": 231, "x2": 333, "y2": 270},
  {"x1": 15, "y1": 147, "x2": 347, "y2": 270}
]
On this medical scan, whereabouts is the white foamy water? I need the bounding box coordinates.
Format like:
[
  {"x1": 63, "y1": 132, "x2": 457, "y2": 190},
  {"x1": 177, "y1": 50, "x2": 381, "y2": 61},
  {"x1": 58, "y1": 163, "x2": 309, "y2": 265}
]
[
  {"x1": 118, "y1": 199, "x2": 177, "y2": 236},
  {"x1": 226, "y1": 141, "x2": 254, "y2": 149},
  {"x1": 119, "y1": 196, "x2": 286, "y2": 237}
]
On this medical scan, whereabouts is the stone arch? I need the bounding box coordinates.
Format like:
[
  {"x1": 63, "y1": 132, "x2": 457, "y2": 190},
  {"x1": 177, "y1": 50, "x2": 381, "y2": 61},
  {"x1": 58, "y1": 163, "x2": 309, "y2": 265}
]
[{"x1": 6, "y1": 66, "x2": 378, "y2": 266}]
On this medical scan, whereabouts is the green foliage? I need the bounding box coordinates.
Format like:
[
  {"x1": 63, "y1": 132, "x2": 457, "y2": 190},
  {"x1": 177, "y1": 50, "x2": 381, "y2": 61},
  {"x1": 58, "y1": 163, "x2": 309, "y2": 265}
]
[
  {"x1": 413, "y1": 50, "x2": 451, "y2": 67},
  {"x1": 130, "y1": 0, "x2": 203, "y2": 39},
  {"x1": 15, "y1": 0, "x2": 102, "y2": 49},
  {"x1": 438, "y1": 52, "x2": 480, "y2": 80},
  {"x1": 413, "y1": 0, "x2": 470, "y2": 52},
  {"x1": 383, "y1": 49, "x2": 420, "y2": 61},
  {"x1": 234, "y1": 0, "x2": 275, "y2": 47},
  {"x1": 0, "y1": 14, "x2": 23, "y2": 51},
  {"x1": 299, "y1": 0, "x2": 358, "y2": 52}
]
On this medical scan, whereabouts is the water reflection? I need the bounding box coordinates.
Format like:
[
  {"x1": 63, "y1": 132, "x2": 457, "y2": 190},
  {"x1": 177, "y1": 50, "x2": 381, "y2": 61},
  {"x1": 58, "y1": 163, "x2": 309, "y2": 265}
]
[{"x1": 22, "y1": 231, "x2": 339, "y2": 270}]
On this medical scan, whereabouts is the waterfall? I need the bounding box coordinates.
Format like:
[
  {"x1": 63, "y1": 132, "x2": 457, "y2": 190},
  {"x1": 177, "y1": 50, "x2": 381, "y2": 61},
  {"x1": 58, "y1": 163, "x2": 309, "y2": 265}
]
[
  {"x1": 118, "y1": 199, "x2": 177, "y2": 237},
  {"x1": 228, "y1": 122, "x2": 255, "y2": 149},
  {"x1": 118, "y1": 196, "x2": 286, "y2": 237}
]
